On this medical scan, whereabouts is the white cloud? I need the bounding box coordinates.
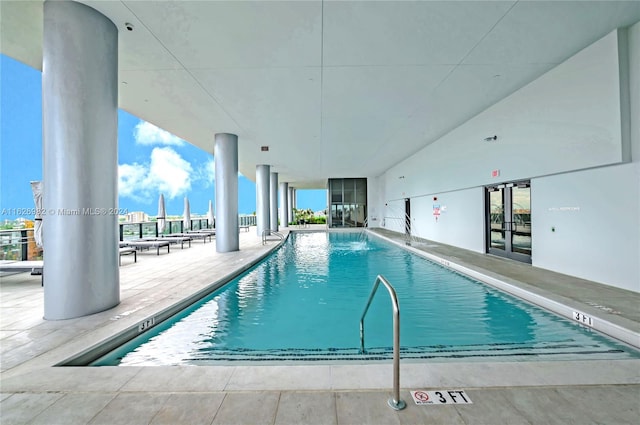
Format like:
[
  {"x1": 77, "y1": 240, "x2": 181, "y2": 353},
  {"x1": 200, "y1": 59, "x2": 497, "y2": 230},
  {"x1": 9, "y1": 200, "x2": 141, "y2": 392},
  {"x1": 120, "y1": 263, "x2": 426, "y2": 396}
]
[
  {"x1": 134, "y1": 121, "x2": 184, "y2": 146},
  {"x1": 205, "y1": 159, "x2": 215, "y2": 185},
  {"x1": 190, "y1": 158, "x2": 216, "y2": 188},
  {"x1": 118, "y1": 163, "x2": 148, "y2": 200},
  {"x1": 118, "y1": 147, "x2": 192, "y2": 201},
  {"x1": 149, "y1": 147, "x2": 192, "y2": 198}
]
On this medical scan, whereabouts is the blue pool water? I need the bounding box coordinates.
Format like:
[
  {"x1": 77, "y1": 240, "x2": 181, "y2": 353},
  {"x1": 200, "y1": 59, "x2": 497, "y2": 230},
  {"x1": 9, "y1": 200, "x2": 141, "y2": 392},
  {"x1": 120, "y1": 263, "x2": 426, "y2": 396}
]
[{"x1": 92, "y1": 232, "x2": 639, "y2": 365}]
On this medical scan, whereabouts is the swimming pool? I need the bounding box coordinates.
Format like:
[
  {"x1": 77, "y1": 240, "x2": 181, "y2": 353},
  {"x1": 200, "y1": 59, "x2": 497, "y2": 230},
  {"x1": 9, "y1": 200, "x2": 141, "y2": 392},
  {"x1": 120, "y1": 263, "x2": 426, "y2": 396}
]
[{"x1": 91, "y1": 232, "x2": 639, "y2": 365}]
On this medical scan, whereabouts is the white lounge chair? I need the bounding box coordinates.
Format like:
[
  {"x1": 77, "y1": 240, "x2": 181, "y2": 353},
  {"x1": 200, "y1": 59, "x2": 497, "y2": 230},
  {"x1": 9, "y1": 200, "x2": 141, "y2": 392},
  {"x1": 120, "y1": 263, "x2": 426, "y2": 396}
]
[
  {"x1": 0, "y1": 260, "x2": 44, "y2": 286},
  {"x1": 144, "y1": 236, "x2": 192, "y2": 249},
  {"x1": 119, "y1": 247, "x2": 137, "y2": 265},
  {"x1": 121, "y1": 240, "x2": 170, "y2": 255},
  {"x1": 0, "y1": 260, "x2": 43, "y2": 275}
]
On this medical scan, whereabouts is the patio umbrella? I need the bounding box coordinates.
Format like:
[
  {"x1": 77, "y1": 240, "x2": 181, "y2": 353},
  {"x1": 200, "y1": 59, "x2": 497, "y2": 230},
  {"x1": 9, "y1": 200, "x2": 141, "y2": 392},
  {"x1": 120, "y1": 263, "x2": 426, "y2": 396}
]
[
  {"x1": 30, "y1": 181, "x2": 43, "y2": 247},
  {"x1": 157, "y1": 194, "x2": 166, "y2": 234},
  {"x1": 207, "y1": 199, "x2": 215, "y2": 229},
  {"x1": 183, "y1": 196, "x2": 191, "y2": 231}
]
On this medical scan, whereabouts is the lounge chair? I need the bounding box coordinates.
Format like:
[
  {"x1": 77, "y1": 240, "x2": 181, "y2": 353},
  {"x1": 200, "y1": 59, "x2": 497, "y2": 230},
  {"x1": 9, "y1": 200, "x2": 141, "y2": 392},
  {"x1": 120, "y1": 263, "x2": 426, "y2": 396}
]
[
  {"x1": 0, "y1": 260, "x2": 44, "y2": 286},
  {"x1": 119, "y1": 247, "x2": 137, "y2": 265},
  {"x1": 173, "y1": 232, "x2": 213, "y2": 243},
  {"x1": 121, "y1": 240, "x2": 170, "y2": 255},
  {"x1": 143, "y1": 236, "x2": 192, "y2": 249},
  {"x1": 189, "y1": 229, "x2": 216, "y2": 237},
  {"x1": 0, "y1": 260, "x2": 43, "y2": 275}
]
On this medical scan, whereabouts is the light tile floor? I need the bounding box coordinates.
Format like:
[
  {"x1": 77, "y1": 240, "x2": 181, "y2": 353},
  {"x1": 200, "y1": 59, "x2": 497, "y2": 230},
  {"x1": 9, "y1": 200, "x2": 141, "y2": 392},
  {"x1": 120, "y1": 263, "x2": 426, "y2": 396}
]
[{"x1": 1, "y1": 226, "x2": 639, "y2": 424}]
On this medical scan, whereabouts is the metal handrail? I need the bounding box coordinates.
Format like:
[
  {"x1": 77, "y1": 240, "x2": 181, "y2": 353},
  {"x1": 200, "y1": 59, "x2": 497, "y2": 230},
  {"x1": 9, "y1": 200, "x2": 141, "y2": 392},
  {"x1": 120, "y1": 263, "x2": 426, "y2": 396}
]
[
  {"x1": 261, "y1": 229, "x2": 284, "y2": 245},
  {"x1": 359, "y1": 275, "x2": 406, "y2": 410}
]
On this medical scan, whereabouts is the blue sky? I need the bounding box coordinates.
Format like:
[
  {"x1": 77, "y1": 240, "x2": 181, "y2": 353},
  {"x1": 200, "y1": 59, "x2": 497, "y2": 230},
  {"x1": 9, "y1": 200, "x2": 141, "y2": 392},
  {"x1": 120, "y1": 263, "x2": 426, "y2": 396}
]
[{"x1": 1, "y1": 54, "x2": 326, "y2": 220}]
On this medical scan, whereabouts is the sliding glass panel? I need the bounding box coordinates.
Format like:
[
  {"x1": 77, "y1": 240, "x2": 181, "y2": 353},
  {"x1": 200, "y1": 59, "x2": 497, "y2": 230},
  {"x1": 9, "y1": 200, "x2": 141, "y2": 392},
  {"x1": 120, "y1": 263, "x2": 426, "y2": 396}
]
[
  {"x1": 489, "y1": 188, "x2": 505, "y2": 251},
  {"x1": 511, "y1": 185, "x2": 531, "y2": 256}
]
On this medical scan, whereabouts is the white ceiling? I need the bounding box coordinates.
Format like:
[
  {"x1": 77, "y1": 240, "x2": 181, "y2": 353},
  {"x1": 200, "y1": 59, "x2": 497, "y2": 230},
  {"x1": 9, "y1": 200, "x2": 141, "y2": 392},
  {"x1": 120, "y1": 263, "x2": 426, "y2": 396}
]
[{"x1": 2, "y1": 1, "x2": 639, "y2": 188}]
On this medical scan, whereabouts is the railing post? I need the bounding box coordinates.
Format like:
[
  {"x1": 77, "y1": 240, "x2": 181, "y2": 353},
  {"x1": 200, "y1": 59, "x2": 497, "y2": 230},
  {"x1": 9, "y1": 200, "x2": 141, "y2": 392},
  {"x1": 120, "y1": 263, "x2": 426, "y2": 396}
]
[{"x1": 21, "y1": 230, "x2": 28, "y2": 261}]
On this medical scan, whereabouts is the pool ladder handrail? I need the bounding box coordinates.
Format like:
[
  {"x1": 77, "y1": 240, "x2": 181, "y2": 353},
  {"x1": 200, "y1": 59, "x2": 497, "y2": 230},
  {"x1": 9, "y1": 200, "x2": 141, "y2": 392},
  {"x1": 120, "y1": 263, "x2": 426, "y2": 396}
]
[
  {"x1": 359, "y1": 275, "x2": 406, "y2": 411},
  {"x1": 261, "y1": 229, "x2": 284, "y2": 245}
]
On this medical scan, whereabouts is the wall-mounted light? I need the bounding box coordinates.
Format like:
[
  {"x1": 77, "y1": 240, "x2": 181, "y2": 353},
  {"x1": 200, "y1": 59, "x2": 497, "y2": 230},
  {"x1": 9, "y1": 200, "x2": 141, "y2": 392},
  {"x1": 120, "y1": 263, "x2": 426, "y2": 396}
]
[{"x1": 484, "y1": 135, "x2": 498, "y2": 142}]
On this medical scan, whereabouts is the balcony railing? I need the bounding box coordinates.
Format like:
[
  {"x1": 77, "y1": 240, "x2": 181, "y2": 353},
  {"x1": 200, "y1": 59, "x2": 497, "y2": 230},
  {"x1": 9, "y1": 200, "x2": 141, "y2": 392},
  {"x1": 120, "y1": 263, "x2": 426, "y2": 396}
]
[
  {"x1": 0, "y1": 229, "x2": 42, "y2": 261},
  {"x1": 0, "y1": 215, "x2": 258, "y2": 261},
  {"x1": 119, "y1": 218, "x2": 213, "y2": 240},
  {"x1": 119, "y1": 215, "x2": 256, "y2": 240}
]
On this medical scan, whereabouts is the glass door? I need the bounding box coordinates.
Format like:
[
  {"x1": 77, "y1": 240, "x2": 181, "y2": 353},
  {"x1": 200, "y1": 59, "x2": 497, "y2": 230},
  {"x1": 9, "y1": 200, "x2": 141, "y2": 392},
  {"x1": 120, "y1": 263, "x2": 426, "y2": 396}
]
[
  {"x1": 405, "y1": 198, "x2": 411, "y2": 236},
  {"x1": 488, "y1": 187, "x2": 506, "y2": 253},
  {"x1": 486, "y1": 181, "x2": 531, "y2": 263}
]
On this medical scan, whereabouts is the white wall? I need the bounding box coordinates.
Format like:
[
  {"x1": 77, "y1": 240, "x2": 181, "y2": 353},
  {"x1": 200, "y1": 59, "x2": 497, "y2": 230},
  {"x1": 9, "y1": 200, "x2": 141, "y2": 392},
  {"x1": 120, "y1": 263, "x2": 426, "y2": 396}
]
[
  {"x1": 632, "y1": 23, "x2": 640, "y2": 160},
  {"x1": 410, "y1": 189, "x2": 485, "y2": 252},
  {"x1": 381, "y1": 198, "x2": 405, "y2": 234},
  {"x1": 374, "y1": 25, "x2": 640, "y2": 292},
  {"x1": 532, "y1": 163, "x2": 639, "y2": 292},
  {"x1": 366, "y1": 175, "x2": 383, "y2": 227},
  {"x1": 383, "y1": 30, "x2": 623, "y2": 200}
]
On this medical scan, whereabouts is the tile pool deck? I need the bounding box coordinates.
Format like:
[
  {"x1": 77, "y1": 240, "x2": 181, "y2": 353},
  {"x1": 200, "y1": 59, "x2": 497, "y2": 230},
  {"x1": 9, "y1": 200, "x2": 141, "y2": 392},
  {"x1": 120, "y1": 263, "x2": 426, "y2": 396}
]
[{"x1": 1, "y1": 226, "x2": 638, "y2": 424}]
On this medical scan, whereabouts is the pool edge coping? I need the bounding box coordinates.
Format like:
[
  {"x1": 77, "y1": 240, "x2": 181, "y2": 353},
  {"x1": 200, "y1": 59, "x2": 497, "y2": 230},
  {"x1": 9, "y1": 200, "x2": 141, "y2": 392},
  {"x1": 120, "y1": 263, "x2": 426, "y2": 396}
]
[{"x1": 366, "y1": 230, "x2": 640, "y2": 350}]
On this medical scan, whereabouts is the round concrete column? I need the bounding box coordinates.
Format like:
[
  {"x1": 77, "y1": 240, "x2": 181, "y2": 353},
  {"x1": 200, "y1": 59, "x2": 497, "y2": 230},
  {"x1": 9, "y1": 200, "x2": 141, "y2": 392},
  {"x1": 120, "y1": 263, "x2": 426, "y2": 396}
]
[
  {"x1": 42, "y1": 0, "x2": 119, "y2": 320},
  {"x1": 293, "y1": 189, "x2": 297, "y2": 210},
  {"x1": 270, "y1": 172, "x2": 279, "y2": 231},
  {"x1": 256, "y1": 164, "x2": 270, "y2": 236},
  {"x1": 288, "y1": 187, "x2": 294, "y2": 225},
  {"x1": 215, "y1": 133, "x2": 239, "y2": 252},
  {"x1": 279, "y1": 182, "x2": 289, "y2": 228}
]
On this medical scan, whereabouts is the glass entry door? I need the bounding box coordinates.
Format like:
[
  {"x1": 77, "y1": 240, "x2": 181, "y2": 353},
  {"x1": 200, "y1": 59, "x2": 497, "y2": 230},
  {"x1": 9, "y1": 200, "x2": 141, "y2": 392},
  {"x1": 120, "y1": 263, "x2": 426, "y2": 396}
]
[{"x1": 486, "y1": 181, "x2": 531, "y2": 263}]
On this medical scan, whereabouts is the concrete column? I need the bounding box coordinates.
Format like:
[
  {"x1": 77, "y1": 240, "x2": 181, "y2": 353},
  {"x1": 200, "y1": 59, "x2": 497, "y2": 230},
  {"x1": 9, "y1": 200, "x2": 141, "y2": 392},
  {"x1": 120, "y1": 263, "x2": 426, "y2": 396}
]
[
  {"x1": 279, "y1": 182, "x2": 289, "y2": 228},
  {"x1": 42, "y1": 0, "x2": 119, "y2": 320},
  {"x1": 270, "y1": 172, "x2": 279, "y2": 231},
  {"x1": 256, "y1": 164, "x2": 270, "y2": 236},
  {"x1": 215, "y1": 133, "x2": 239, "y2": 252},
  {"x1": 288, "y1": 187, "x2": 294, "y2": 225}
]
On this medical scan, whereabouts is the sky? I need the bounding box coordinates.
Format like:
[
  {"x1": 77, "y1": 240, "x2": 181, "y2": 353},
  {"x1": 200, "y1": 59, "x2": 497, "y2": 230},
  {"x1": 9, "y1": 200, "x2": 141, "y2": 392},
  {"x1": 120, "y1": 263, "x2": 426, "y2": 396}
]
[{"x1": 0, "y1": 54, "x2": 326, "y2": 220}]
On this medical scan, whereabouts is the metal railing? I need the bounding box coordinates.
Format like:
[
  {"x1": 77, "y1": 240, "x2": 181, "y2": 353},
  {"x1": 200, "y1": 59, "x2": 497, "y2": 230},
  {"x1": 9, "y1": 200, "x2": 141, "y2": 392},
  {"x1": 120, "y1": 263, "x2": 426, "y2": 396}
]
[
  {"x1": 0, "y1": 229, "x2": 42, "y2": 261},
  {"x1": 359, "y1": 275, "x2": 406, "y2": 410},
  {"x1": 239, "y1": 214, "x2": 257, "y2": 227},
  {"x1": 261, "y1": 229, "x2": 284, "y2": 245},
  {"x1": 119, "y1": 218, "x2": 214, "y2": 241}
]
